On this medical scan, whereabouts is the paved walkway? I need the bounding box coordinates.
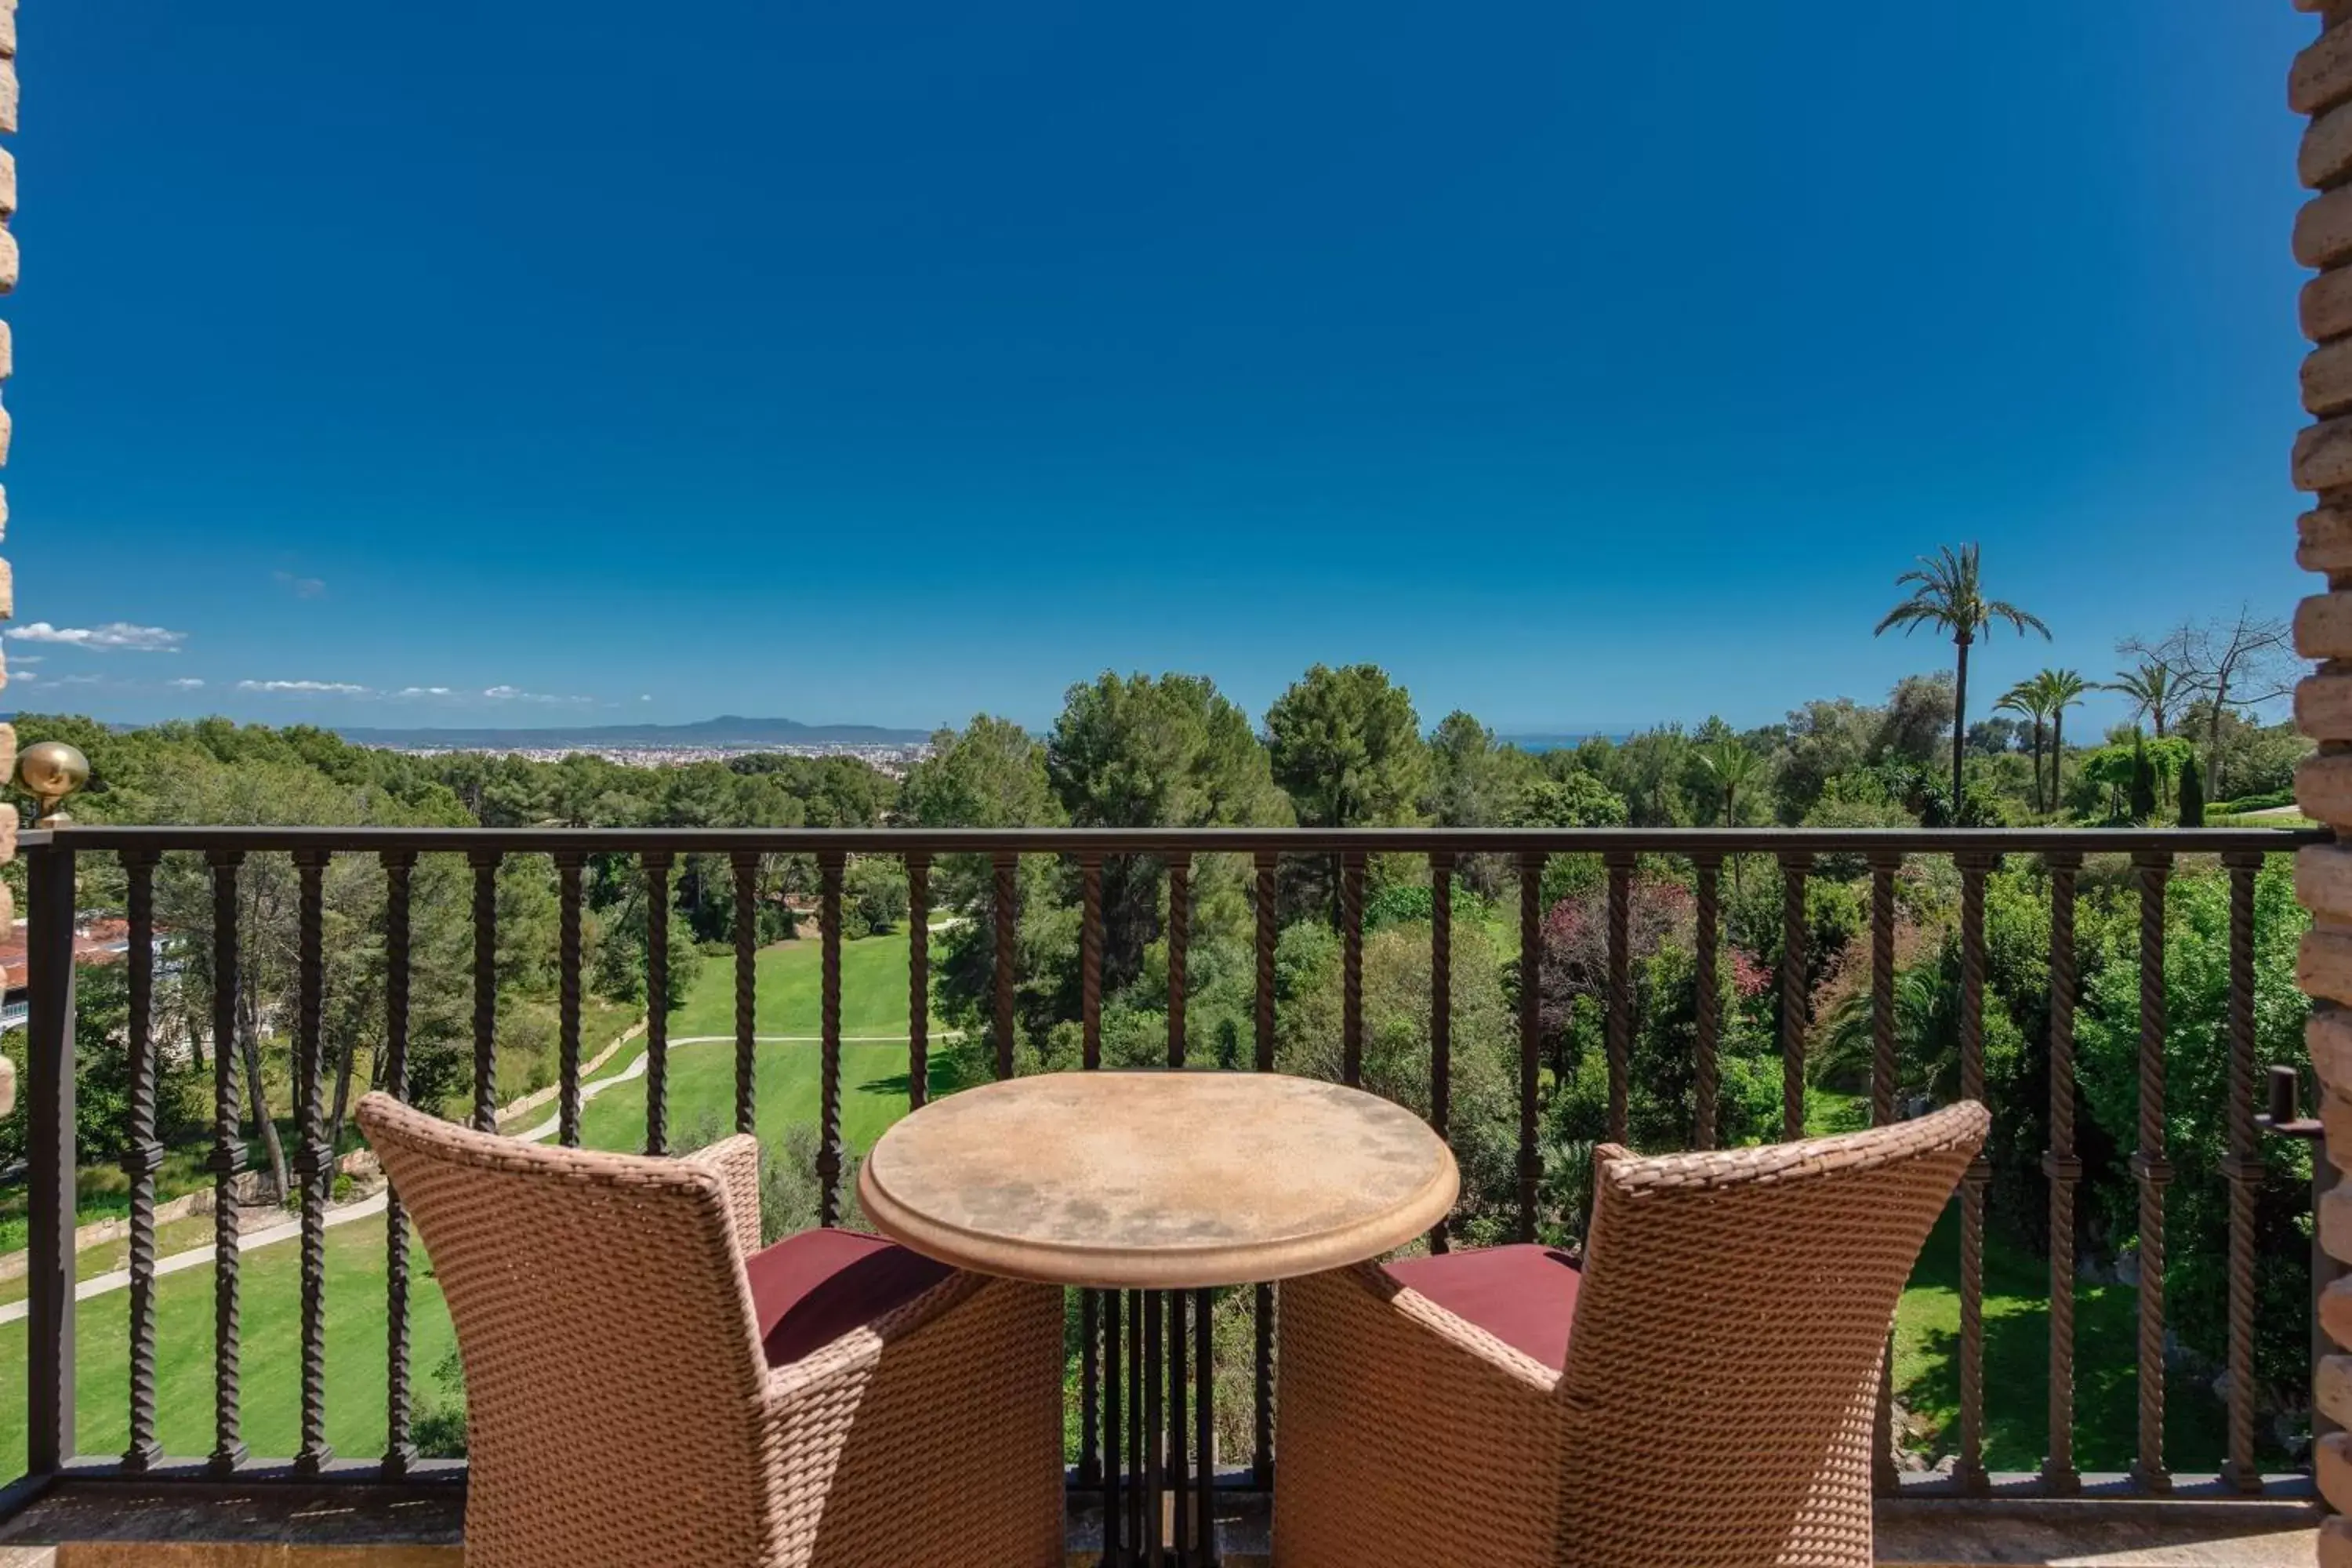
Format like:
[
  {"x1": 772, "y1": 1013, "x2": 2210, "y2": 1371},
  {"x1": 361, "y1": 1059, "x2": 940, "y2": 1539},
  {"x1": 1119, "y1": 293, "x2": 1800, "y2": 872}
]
[
  {"x1": 0, "y1": 1031, "x2": 935, "y2": 1324},
  {"x1": 505, "y1": 1033, "x2": 922, "y2": 1142}
]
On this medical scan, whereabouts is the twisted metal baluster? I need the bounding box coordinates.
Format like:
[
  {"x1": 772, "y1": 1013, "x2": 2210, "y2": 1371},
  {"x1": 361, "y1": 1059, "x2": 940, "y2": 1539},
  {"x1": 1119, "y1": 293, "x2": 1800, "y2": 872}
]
[
  {"x1": 1102, "y1": 1284, "x2": 1123, "y2": 1556},
  {"x1": 818, "y1": 850, "x2": 845, "y2": 1227},
  {"x1": 2041, "y1": 851, "x2": 2082, "y2": 1495},
  {"x1": 554, "y1": 851, "x2": 584, "y2": 1148},
  {"x1": 1340, "y1": 849, "x2": 1364, "y2": 1086},
  {"x1": 293, "y1": 848, "x2": 335, "y2": 1475},
  {"x1": 1082, "y1": 855, "x2": 1105, "y2": 1070},
  {"x1": 2222, "y1": 850, "x2": 2266, "y2": 1493},
  {"x1": 382, "y1": 850, "x2": 418, "y2": 1479},
  {"x1": 733, "y1": 849, "x2": 758, "y2": 1136},
  {"x1": 2131, "y1": 850, "x2": 2173, "y2": 1493},
  {"x1": 1252, "y1": 849, "x2": 1277, "y2": 1491},
  {"x1": 1080, "y1": 851, "x2": 1104, "y2": 1490},
  {"x1": 470, "y1": 848, "x2": 500, "y2": 1132},
  {"x1": 1777, "y1": 851, "x2": 1812, "y2": 1142},
  {"x1": 207, "y1": 848, "x2": 249, "y2": 1474},
  {"x1": 1430, "y1": 849, "x2": 1454, "y2": 1252},
  {"x1": 1867, "y1": 852, "x2": 1900, "y2": 1130},
  {"x1": 1166, "y1": 852, "x2": 1196, "y2": 1557},
  {"x1": 992, "y1": 850, "x2": 1018, "y2": 1080},
  {"x1": 644, "y1": 850, "x2": 672, "y2": 1155},
  {"x1": 1516, "y1": 849, "x2": 1544, "y2": 1243},
  {"x1": 1603, "y1": 849, "x2": 1634, "y2": 1145},
  {"x1": 1195, "y1": 1283, "x2": 1215, "y2": 1564},
  {"x1": 906, "y1": 851, "x2": 931, "y2": 1109},
  {"x1": 121, "y1": 848, "x2": 162, "y2": 1472},
  {"x1": 1171, "y1": 1287, "x2": 1189, "y2": 1559},
  {"x1": 1954, "y1": 850, "x2": 1993, "y2": 1495},
  {"x1": 1867, "y1": 848, "x2": 1900, "y2": 1495},
  {"x1": 1692, "y1": 851, "x2": 1720, "y2": 1150},
  {"x1": 1168, "y1": 852, "x2": 1191, "y2": 1067}
]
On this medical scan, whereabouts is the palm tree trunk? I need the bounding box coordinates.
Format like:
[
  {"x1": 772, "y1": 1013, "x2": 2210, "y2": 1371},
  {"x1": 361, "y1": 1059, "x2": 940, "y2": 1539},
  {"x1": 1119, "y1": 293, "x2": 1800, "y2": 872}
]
[
  {"x1": 2050, "y1": 711, "x2": 2065, "y2": 815},
  {"x1": 2030, "y1": 717, "x2": 2045, "y2": 816},
  {"x1": 1951, "y1": 637, "x2": 1971, "y2": 809}
]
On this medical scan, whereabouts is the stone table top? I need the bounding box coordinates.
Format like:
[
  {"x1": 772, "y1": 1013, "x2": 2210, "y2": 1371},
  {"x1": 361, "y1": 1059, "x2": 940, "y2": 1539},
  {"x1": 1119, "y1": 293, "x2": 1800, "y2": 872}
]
[{"x1": 856, "y1": 1070, "x2": 1459, "y2": 1290}]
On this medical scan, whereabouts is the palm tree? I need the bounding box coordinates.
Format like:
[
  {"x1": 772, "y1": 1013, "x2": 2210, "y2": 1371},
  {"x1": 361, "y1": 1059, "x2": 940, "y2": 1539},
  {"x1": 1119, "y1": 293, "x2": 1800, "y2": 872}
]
[
  {"x1": 1697, "y1": 739, "x2": 1764, "y2": 895},
  {"x1": 1875, "y1": 544, "x2": 2052, "y2": 808},
  {"x1": 1995, "y1": 681, "x2": 2051, "y2": 816},
  {"x1": 2103, "y1": 659, "x2": 2179, "y2": 740},
  {"x1": 2035, "y1": 668, "x2": 2089, "y2": 815},
  {"x1": 1696, "y1": 739, "x2": 1762, "y2": 828},
  {"x1": 1812, "y1": 940, "x2": 1969, "y2": 1102}
]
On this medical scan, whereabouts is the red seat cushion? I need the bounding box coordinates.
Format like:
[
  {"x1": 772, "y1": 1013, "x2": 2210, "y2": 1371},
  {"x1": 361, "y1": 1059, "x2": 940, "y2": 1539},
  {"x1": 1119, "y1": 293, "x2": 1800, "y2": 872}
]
[
  {"x1": 743, "y1": 1228, "x2": 954, "y2": 1368},
  {"x1": 1381, "y1": 1244, "x2": 1583, "y2": 1373}
]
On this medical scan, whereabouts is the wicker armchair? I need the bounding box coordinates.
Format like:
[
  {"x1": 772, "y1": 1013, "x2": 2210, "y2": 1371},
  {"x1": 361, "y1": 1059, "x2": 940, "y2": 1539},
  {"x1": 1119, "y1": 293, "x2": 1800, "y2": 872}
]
[
  {"x1": 356, "y1": 1092, "x2": 1065, "y2": 1568},
  {"x1": 1273, "y1": 1100, "x2": 1988, "y2": 1568}
]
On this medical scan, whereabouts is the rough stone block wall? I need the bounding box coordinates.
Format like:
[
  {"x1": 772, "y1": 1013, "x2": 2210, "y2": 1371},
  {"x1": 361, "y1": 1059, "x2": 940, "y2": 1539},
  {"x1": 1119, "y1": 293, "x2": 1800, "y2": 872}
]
[{"x1": 2299, "y1": 2, "x2": 2352, "y2": 1561}]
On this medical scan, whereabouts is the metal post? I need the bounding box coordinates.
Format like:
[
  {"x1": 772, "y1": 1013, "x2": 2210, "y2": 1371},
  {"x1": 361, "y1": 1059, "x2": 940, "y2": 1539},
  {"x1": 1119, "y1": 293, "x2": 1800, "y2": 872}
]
[
  {"x1": 2257, "y1": 1065, "x2": 2336, "y2": 1474},
  {"x1": 24, "y1": 842, "x2": 76, "y2": 1476}
]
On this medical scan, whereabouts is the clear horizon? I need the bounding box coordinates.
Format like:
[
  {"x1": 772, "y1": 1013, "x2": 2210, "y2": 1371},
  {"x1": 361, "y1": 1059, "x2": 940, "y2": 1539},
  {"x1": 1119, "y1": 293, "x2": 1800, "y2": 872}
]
[{"x1": 4, "y1": 1, "x2": 2310, "y2": 739}]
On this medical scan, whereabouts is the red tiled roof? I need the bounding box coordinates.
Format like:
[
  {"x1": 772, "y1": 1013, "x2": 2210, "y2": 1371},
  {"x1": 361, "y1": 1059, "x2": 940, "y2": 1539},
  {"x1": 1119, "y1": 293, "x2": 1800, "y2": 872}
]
[{"x1": 0, "y1": 917, "x2": 138, "y2": 980}]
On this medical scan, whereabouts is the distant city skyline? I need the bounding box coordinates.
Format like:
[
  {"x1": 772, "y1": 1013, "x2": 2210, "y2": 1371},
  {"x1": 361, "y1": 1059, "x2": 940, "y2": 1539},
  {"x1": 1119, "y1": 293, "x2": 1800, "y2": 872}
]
[{"x1": 4, "y1": 1, "x2": 2310, "y2": 739}]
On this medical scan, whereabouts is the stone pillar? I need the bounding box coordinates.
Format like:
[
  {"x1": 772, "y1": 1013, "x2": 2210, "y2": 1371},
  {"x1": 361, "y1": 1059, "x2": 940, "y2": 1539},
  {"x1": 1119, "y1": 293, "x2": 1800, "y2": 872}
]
[{"x1": 2296, "y1": 5, "x2": 2352, "y2": 1561}]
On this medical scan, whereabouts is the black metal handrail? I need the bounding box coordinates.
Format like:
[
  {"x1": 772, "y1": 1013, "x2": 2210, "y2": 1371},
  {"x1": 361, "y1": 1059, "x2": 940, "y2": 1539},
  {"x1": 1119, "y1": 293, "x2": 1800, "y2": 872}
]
[{"x1": 5, "y1": 822, "x2": 2332, "y2": 1520}]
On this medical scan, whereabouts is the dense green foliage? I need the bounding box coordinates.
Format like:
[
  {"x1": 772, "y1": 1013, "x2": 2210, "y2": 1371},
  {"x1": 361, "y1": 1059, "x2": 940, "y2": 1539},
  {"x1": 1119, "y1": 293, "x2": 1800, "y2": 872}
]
[{"x1": 0, "y1": 615, "x2": 2319, "y2": 1465}]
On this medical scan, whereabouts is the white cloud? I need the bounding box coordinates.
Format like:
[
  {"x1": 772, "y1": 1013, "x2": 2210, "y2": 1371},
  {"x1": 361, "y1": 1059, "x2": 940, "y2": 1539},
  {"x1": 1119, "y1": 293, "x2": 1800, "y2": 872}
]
[
  {"x1": 230, "y1": 678, "x2": 598, "y2": 705},
  {"x1": 168, "y1": 677, "x2": 205, "y2": 689},
  {"x1": 238, "y1": 678, "x2": 371, "y2": 695},
  {"x1": 271, "y1": 571, "x2": 328, "y2": 600},
  {"x1": 482, "y1": 684, "x2": 591, "y2": 706},
  {"x1": 9, "y1": 669, "x2": 32, "y2": 682},
  {"x1": 5, "y1": 621, "x2": 187, "y2": 652}
]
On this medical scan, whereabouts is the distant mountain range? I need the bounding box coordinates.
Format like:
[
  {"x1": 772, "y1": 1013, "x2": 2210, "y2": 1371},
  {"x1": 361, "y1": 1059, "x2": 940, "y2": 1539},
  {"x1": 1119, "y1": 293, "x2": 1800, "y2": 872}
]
[
  {"x1": 333, "y1": 715, "x2": 936, "y2": 750},
  {"x1": 317, "y1": 714, "x2": 1618, "y2": 754}
]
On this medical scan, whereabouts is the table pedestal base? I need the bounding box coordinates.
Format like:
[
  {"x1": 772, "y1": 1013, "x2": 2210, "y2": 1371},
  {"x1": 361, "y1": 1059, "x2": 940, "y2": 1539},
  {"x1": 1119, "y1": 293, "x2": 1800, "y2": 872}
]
[{"x1": 1097, "y1": 1287, "x2": 1217, "y2": 1568}]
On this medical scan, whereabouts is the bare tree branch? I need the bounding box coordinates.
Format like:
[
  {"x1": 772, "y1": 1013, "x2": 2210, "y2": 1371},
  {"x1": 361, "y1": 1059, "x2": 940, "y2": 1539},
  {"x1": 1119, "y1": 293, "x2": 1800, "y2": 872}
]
[{"x1": 2120, "y1": 604, "x2": 2299, "y2": 793}]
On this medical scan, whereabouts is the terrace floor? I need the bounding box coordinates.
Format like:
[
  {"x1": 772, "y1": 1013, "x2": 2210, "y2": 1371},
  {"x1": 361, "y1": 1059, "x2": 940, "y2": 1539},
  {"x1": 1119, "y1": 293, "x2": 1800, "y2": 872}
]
[{"x1": 0, "y1": 1483, "x2": 2324, "y2": 1566}]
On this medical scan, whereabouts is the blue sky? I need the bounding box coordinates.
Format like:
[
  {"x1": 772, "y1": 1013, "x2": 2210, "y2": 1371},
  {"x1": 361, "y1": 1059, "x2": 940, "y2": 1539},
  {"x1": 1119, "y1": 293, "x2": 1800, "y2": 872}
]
[{"x1": 2, "y1": 2, "x2": 2318, "y2": 736}]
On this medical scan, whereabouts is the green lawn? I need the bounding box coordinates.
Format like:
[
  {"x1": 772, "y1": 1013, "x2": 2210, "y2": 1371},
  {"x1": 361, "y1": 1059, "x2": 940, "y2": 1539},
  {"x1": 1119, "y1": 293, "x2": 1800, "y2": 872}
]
[
  {"x1": 1893, "y1": 1208, "x2": 2234, "y2": 1475},
  {"x1": 573, "y1": 931, "x2": 960, "y2": 1155},
  {"x1": 0, "y1": 927, "x2": 948, "y2": 1478},
  {"x1": 0, "y1": 1149, "x2": 215, "y2": 1256},
  {"x1": 1807, "y1": 1088, "x2": 2238, "y2": 1475},
  {"x1": 0, "y1": 1214, "x2": 460, "y2": 1479},
  {"x1": 0, "y1": 1213, "x2": 220, "y2": 1311}
]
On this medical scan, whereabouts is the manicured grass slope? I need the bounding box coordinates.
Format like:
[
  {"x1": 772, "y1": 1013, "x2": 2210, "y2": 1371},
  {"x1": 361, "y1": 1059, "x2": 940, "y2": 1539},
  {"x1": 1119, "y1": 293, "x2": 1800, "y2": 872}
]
[
  {"x1": 0, "y1": 931, "x2": 941, "y2": 1478},
  {"x1": 1892, "y1": 1208, "x2": 2233, "y2": 1475},
  {"x1": 0, "y1": 1217, "x2": 459, "y2": 1478}
]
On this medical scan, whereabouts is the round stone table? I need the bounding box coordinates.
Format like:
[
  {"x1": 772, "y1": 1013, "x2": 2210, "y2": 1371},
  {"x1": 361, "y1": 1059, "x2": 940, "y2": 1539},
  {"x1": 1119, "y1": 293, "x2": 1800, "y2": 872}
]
[{"x1": 858, "y1": 1069, "x2": 1458, "y2": 1568}]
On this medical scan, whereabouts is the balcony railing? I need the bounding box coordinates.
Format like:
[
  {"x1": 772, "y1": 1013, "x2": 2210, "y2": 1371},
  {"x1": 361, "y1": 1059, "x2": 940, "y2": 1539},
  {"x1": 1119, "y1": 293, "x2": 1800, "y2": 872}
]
[{"x1": 0, "y1": 823, "x2": 2333, "y2": 1530}]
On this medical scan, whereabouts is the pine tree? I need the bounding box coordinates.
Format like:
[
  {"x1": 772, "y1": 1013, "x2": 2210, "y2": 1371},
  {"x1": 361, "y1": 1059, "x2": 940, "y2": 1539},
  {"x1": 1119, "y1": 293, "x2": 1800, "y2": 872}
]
[
  {"x1": 2179, "y1": 750, "x2": 2206, "y2": 827},
  {"x1": 2129, "y1": 731, "x2": 2158, "y2": 823}
]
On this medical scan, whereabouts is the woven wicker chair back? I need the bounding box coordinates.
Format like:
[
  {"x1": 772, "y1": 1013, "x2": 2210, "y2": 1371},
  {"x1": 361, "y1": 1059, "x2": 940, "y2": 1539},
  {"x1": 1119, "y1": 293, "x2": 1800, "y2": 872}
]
[
  {"x1": 357, "y1": 1092, "x2": 779, "y2": 1566},
  {"x1": 1553, "y1": 1100, "x2": 1988, "y2": 1566}
]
